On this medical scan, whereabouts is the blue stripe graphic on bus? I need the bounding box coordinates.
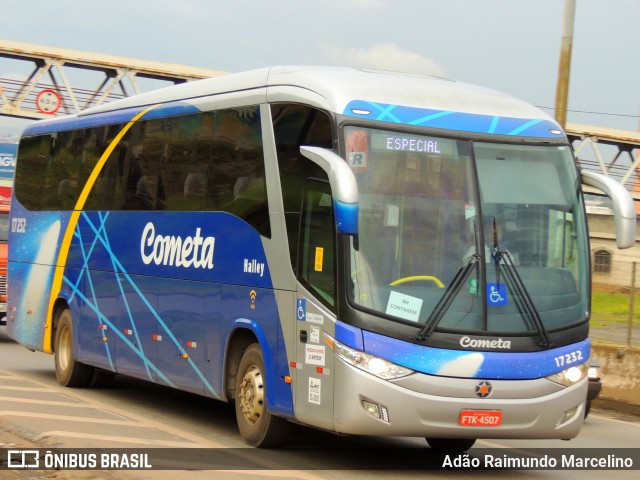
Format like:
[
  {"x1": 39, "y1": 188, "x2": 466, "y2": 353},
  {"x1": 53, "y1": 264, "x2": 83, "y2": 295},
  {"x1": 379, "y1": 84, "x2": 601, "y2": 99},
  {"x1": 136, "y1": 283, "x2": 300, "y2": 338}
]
[
  {"x1": 7, "y1": 201, "x2": 294, "y2": 407},
  {"x1": 69, "y1": 210, "x2": 221, "y2": 393},
  {"x1": 357, "y1": 329, "x2": 590, "y2": 380},
  {"x1": 343, "y1": 100, "x2": 561, "y2": 138},
  {"x1": 23, "y1": 101, "x2": 201, "y2": 136}
]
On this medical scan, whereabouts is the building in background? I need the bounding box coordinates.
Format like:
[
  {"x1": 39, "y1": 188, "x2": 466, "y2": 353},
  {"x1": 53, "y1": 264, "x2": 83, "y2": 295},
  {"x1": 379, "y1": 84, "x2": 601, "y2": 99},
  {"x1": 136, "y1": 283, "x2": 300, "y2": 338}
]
[
  {"x1": 588, "y1": 201, "x2": 640, "y2": 288},
  {"x1": 0, "y1": 136, "x2": 16, "y2": 323}
]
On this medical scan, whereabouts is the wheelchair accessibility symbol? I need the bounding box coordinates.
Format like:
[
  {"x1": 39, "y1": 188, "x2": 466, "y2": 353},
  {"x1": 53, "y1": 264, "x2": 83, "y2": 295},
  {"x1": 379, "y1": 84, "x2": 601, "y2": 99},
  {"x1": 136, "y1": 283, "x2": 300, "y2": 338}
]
[
  {"x1": 297, "y1": 298, "x2": 306, "y2": 321},
  {"x1": 487, "y1": 283, "x2": 507, "y2": 306}
]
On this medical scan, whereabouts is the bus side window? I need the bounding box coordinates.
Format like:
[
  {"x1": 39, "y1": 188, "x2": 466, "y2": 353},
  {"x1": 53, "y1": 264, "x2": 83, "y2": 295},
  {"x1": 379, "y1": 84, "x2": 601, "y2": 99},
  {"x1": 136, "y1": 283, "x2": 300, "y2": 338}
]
[
  {"x1": 84, "y1": 124, "x2": 122, "y2": 211},
  {"x1": 121, "y1": 120, "x2": 163, "y2": 210},
  {"x1": 271, "y1": 104, "x2": 333, "y2": 273},
  {"x1": 45, "y1": 131, "x2": 83, "y2": 210},
  {"x1": 298, "y1": 179, "x2": 336, "y2": 309},
  {"x1": 161, "y1": 113, "x2": 214, "y2": 212},
  {"x1": 14, "y1": 135, "x2": 51, "y2": 210},
  {"x1": 206, "y1": 107, "x2": 270, "y2": 237}
]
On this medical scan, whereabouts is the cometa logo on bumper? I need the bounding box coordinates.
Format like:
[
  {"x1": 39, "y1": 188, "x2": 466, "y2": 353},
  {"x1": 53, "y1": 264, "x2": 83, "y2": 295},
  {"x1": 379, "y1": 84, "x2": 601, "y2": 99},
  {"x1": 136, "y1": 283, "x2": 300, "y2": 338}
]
[
  {"x1": 140, "y1": 222, "x2": 215, "y2": 269},
  {"x1": 460, "y1": 336, "x2": 512, "y2": 350}
]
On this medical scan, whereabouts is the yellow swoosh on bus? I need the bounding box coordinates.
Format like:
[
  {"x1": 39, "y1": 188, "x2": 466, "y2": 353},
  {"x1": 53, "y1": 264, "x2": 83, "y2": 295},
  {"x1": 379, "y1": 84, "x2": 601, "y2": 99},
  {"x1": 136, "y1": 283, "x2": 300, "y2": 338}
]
[{"x1": 43, "y1": 105, "x2": 158, "y2": 353}]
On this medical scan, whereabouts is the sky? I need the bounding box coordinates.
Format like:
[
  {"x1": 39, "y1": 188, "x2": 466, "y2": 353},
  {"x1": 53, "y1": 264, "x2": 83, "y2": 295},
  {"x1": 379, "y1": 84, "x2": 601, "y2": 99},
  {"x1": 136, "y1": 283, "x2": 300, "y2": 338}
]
[{"x1": 1, "y1": 0, "x2": 638, "y2": 136}]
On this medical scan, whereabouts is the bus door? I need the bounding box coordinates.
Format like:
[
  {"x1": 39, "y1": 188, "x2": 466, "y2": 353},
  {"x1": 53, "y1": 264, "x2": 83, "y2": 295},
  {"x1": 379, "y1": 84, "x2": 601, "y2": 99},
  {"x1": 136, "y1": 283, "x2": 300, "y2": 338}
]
[{"x1": 292, "y1": 179, "x2": 336, "y2": 430}]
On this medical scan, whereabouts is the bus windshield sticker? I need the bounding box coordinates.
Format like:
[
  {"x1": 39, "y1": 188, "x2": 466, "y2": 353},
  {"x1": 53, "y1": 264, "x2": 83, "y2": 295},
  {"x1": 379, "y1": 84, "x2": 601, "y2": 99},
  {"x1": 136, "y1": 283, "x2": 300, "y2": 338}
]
[
  {"x1": 383, "y1": 204, "x2": 399, "y2": 227},
  {"x1": 314, "y1": 247, "x2": 324, "y2": 272},
  {"x1": 348, "y1": 151, "x2": 368, "y2": 170},
  {"x1": 386, "y1": 291, "x2": 423, "y2": 322},
  {"x1": 487, "y1": 283, "x2": 507, "y2": 306},
  {"x1": 465, "y1": 203, "x2": 476, "y2": 219}
]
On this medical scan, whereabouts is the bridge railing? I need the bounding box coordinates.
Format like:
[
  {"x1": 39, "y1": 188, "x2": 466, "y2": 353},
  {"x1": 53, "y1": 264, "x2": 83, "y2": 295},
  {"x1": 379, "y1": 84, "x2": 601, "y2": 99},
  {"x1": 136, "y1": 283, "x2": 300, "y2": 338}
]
[{"x1": 0, "y1": 39, "x2": 224, "y2": 120}]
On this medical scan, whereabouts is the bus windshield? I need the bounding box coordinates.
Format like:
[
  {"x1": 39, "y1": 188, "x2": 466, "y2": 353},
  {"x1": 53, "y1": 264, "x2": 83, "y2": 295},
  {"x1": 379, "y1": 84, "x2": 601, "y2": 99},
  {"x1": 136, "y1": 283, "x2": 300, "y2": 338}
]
[{"x1": 345, "y1": 126, "x2": 589, "y2": 336}]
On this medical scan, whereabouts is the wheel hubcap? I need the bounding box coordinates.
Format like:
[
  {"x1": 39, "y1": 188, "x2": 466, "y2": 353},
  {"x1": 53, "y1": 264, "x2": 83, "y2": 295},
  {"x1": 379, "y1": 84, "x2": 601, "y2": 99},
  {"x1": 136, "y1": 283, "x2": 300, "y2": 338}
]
[
  {"x1": 239, "y1": 364, "x2": 264, "y2": 425},
  {"x1": 58, "y1": 325, "x2": 71, "y2": 371}
]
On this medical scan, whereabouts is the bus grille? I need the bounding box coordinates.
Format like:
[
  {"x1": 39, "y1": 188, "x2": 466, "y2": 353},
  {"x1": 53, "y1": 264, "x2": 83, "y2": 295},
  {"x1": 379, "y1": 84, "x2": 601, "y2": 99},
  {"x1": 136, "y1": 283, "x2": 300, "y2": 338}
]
[{"x1": 0, "y1": 274, "x2": 6, "y2": 297}]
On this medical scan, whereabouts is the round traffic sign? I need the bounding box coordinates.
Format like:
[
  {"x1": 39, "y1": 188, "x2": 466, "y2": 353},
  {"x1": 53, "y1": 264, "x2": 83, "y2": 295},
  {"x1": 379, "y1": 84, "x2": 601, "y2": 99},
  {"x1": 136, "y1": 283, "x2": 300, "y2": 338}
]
[{"x1": 36, "y1": 89, "x2": 61, "y2": 114}]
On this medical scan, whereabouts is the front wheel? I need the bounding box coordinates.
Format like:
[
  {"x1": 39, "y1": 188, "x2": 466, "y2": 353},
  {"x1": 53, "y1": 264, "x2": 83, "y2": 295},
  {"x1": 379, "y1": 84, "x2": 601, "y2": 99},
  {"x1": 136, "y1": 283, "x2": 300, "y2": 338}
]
[
  {"x1": 235, "y1": 343, "x2": 289, "y2": 447},
  {"x1": 426, "y1": 438, "x2": 476, "y2": 451},
  {"x1": 54, "y1": 309, "x2": 93, "y2": 387}
]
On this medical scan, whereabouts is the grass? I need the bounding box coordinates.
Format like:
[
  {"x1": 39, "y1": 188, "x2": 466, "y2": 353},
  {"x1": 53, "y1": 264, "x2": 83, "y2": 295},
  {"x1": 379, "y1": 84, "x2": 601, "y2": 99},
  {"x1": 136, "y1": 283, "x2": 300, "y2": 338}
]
[{"x1": 590, "y1": 289, "x2": 640, "y2": 328}]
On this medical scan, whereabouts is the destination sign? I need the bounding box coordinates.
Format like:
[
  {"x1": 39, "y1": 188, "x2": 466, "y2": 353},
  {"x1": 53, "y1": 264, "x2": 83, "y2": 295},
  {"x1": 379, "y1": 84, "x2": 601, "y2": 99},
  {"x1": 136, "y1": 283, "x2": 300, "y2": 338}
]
[{"x1": 371, "y1": 133, "x2": 457, "y2": 156}]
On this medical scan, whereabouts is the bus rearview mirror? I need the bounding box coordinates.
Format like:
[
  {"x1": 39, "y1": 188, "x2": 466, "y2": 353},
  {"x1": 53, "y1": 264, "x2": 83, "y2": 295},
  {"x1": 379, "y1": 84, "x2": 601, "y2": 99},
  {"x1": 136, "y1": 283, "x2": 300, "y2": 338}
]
[
  {"x1": 581, "y1": 170, "x2": 637, "y2": 249},
  {"x1": 300, "y1": 146, "x2": 359, "y2": 235}
]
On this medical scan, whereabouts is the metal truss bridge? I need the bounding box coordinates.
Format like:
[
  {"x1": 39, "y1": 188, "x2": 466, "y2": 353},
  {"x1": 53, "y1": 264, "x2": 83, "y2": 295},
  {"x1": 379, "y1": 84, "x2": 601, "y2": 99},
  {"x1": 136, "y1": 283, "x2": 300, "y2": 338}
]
[
  {"x1": 565, "y1": 124, "x2": 640, "y2": 200},
  {"x1": 0, "y1": 39, "x2": 224, "y2": 120},
  {"x1": 1, "y1": 39, "x2": 638, "y2": 198}
]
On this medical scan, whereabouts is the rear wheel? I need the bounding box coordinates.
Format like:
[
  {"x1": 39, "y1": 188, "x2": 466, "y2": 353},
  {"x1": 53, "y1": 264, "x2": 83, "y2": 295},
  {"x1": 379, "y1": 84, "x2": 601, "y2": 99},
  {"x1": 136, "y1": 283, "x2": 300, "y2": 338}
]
[
  {"x1": 54, "y1": 309, "x2": 93, "y2": 387},
  {"x1": 426, "y1": 438, "x2": 476, "y2": 451},
  {"x1": 235, "y1": 343, "x2": 289, "y2": 447}
]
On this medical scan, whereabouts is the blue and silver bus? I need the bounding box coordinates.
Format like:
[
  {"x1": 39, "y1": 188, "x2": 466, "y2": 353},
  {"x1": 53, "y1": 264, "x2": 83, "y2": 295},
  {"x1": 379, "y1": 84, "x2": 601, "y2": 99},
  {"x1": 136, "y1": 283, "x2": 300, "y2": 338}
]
[{"x1": 7, "y1": 66, "x2": 636, "y2": 449}]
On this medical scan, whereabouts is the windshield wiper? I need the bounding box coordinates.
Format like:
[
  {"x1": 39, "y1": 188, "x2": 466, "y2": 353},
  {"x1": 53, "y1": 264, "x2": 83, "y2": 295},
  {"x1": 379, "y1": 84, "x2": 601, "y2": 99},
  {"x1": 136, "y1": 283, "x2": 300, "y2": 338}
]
[
  {"x1": 415, "y1": 253, "x2": 479, "y2": 341},
  {"x1": 486, "y1": 217, "x2": 551, "y2": 348},
  {"x1": 495, "y1": 249, "x2": 552, "y2": 348},
  {"x1": 416, "y1": 218, "x2": 552, "y2": 348},
  {"x1": 488, "y1": 217, "x2": 551, "y2": 348}
]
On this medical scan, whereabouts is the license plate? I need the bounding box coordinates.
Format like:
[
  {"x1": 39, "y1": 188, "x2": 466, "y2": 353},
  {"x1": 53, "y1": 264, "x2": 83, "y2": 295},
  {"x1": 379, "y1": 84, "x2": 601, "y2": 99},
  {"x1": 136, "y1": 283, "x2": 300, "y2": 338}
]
[{"x1": 459, "y1": 410, "x2": 502, "y2": 427}]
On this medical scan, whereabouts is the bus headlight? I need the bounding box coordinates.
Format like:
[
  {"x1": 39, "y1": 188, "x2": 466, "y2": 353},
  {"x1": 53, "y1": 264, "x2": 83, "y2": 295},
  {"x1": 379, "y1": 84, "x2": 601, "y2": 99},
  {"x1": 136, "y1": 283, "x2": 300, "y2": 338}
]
[
  {"x1": 546, "y1": 363, "x2": 588, "y2": 387},
  {"x1": 332, "y1": 339, "x2": 413, "y2": 380}
]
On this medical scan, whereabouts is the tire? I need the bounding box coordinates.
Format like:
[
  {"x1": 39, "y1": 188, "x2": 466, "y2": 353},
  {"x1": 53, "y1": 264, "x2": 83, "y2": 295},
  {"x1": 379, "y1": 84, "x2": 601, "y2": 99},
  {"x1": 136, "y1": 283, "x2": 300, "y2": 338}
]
[
  {"x1": 54, "y1": 309, "x2": 93, "y2": 387},
  {"x1": 426, "y1": 438, "x2": 476, "y2": 451},
  {"x1": 584, "y1": 400, "x2": 591, "y2": 418},
  {"x1": 234, "y1": 343, "x2": 289, "y2": 447}
]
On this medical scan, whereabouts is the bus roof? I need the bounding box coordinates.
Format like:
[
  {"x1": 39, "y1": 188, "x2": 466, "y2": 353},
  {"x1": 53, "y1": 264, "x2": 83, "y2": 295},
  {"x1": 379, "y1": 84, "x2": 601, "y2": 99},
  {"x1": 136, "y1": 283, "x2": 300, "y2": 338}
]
[{"x1": 23, "y1": 66, "x2": 560, "y2": 137}]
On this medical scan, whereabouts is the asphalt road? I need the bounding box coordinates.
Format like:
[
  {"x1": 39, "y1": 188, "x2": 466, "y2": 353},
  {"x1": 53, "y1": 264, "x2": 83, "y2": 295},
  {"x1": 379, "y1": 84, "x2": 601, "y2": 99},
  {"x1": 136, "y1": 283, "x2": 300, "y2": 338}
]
[{"x1": 1, "y1": 325, "x2": 639, "y2": 480}]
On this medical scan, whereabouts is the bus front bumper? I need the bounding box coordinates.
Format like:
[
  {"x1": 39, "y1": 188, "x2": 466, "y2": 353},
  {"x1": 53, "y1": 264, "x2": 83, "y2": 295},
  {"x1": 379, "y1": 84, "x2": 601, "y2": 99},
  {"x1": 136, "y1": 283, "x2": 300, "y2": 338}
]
[{"x1": 333, "y1": 358, "x2": 587, "y2": 440}]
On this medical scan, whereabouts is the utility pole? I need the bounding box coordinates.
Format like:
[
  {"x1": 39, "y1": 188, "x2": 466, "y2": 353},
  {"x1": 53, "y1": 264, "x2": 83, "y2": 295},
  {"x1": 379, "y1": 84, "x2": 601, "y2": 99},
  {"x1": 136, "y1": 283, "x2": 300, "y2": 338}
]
[
  {"x1": 554, "y1": 0, "x2": 576, "y2": 129},
  {"x1": 629, "y1": 262, "x2": 637, "y2": 348}
]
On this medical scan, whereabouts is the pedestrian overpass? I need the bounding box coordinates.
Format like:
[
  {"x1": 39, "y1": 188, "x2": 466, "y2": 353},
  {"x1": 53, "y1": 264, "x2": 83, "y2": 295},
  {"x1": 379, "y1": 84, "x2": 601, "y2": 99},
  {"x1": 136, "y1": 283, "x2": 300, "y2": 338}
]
[
  {"x1": 1, "y1": 39, "x2": 638, "y2": 198},
  {"x1": 0, "y1": 39, "x2": 224, "y2": 120}
]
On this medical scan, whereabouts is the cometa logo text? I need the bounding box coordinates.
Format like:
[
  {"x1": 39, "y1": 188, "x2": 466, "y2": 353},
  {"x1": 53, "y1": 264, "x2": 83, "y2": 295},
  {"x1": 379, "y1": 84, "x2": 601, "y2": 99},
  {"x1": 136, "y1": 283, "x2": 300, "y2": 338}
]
[
  {"x1": 140, "y1": 222, "x2": 215, "y2": 269},
  {"x1": 460, "y1": 336, "x2": 512, "y2": 349}
]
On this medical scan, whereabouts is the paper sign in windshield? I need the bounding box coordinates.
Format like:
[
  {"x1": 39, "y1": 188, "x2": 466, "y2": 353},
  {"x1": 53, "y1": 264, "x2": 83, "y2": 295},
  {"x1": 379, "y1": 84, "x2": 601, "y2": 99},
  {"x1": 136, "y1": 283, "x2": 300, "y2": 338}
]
[{"x1": 386, "y1": 291, "x2": 423, "y2": 322}]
